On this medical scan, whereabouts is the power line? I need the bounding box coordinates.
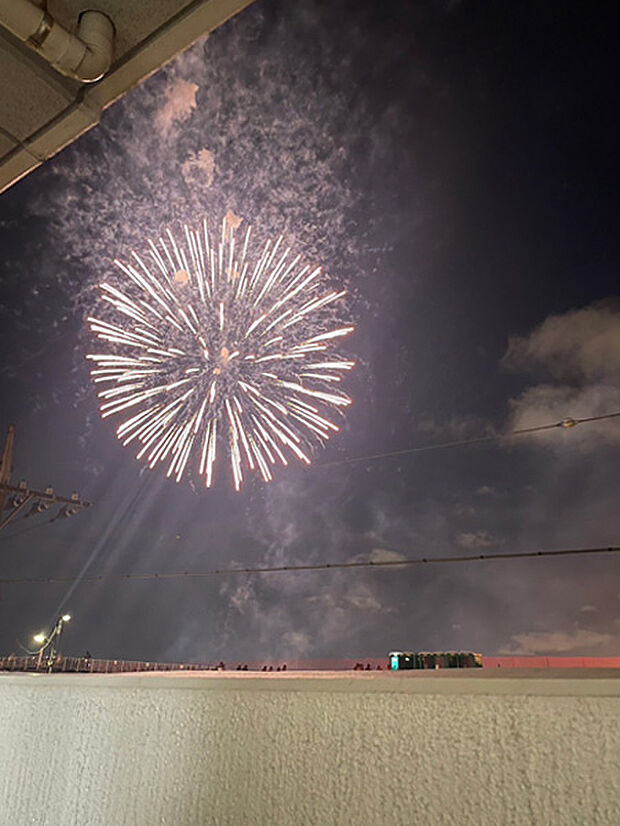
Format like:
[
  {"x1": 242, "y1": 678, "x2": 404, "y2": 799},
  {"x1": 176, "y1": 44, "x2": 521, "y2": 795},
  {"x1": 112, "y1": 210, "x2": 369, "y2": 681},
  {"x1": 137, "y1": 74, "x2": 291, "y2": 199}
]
[
  {"x1": 2, "y1": 545, "x2": 617, "y2": 585},
  {"x1": 0, "y1": 517, "x2": 52, "y2": 541},
  {"x1": 316, "y1": 411, "x2": 620, "y2": 469}
]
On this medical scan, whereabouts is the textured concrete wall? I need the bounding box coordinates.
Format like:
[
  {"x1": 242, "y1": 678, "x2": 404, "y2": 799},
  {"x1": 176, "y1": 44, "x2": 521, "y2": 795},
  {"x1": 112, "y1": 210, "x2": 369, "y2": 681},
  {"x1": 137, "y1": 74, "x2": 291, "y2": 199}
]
[{"x1": 0, "y1": 670, "x2": 618, "y2": 826}]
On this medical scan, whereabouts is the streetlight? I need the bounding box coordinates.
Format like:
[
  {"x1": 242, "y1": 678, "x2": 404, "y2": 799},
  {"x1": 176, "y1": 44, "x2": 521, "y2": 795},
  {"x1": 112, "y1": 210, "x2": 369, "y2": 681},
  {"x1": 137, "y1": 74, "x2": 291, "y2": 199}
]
[{"x1": 33, "y1": 614, "x2": 72, "y2": 672}]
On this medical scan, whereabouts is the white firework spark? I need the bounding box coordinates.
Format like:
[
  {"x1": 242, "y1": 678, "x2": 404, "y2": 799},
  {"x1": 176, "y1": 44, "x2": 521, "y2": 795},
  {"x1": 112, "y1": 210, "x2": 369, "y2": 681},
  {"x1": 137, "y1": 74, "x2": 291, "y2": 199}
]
[{"x1": 87, "y1": 216, "x2": 354, "y2": 490}]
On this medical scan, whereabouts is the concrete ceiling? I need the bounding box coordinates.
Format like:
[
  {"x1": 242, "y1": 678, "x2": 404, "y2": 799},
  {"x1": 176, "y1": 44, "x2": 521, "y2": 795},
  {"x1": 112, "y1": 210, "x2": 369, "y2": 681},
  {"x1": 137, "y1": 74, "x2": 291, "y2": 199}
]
[{"x1": 0, "y1": 0, "x2": 255, "y2": 193}]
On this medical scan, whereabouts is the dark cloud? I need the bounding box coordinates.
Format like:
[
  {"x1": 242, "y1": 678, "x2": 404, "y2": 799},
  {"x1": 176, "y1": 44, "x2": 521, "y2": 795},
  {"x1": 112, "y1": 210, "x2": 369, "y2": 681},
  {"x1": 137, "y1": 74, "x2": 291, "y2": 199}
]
[{"x1": 455, "y1": 530, "x2": 501, "y2": 550}]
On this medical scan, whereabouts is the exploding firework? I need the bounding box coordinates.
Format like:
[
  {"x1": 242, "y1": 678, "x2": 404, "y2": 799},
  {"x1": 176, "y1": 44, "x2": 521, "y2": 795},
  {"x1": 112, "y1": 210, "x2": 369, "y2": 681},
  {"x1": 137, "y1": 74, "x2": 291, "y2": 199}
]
[{"x1": 87, "y1": 216, "x2": 354, "y2": 490}]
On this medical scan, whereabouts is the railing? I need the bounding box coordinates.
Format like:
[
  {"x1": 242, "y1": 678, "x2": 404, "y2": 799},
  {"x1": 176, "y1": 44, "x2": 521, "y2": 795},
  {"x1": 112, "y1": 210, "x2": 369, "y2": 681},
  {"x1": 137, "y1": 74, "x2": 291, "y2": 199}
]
[
  {"x1": 2, "y1": 655, "x2": 619, "y2": 674},
  {"x1": 484, "y1": 656, "x2": 620, "y2": 669},
  {"x1": 0, "y1": 655, "x2": 220, "y2": 674}
]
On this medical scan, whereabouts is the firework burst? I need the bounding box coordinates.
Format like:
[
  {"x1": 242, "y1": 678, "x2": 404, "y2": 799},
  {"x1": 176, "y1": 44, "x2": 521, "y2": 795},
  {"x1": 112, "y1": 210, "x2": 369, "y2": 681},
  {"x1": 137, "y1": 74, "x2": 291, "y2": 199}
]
[{"x1": 87, "y1": 216, "x2": 354, "y2": 490}]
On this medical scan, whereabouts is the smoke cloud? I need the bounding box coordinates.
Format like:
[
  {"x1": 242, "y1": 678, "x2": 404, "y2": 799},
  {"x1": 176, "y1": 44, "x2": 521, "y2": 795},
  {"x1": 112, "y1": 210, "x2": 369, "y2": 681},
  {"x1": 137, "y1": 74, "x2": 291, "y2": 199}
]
[
  {"x1": 504, "y1": 302, "x2": 620, "y2": 447},
  {"x1": 154, "y1": 79, "x2": 200, "y2": 137},
  {"x1": 499, "y1": 627, "x2": 614, "y2": 655}
]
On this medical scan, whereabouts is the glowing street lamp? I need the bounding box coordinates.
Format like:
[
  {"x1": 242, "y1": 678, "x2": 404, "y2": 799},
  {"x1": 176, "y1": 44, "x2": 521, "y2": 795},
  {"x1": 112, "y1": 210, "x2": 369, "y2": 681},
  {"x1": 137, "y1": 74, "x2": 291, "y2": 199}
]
[{"x1": 33, "y1": 614, "x2": 72, "y2": 672}]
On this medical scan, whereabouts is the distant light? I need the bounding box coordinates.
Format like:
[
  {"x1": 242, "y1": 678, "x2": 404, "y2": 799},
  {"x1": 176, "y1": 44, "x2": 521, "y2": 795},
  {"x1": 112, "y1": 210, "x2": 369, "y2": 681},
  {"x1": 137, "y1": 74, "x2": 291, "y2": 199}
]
[
  {"x1": 33, "y1": 633, "x2": 46, "y2": 644},
  {"x1": 62, "y1": 614, "x2": 71, "y2": 622}
]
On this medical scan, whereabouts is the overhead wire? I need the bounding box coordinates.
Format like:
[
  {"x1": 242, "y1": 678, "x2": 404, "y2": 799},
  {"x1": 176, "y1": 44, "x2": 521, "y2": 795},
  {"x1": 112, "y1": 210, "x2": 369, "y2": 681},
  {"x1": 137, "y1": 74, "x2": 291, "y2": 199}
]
[
  {"x1": 0, "y1": 518, "x2": 53, "y2": 541},
  {"x1": 315, "y1": 411, "x2": 620, "y2": 469},
  {"x1": 1, "y1": 545, "x2": 618, "y2": 585},
  {"x1": 1, "y1": 412, "x2": 617, "y2": 590}
]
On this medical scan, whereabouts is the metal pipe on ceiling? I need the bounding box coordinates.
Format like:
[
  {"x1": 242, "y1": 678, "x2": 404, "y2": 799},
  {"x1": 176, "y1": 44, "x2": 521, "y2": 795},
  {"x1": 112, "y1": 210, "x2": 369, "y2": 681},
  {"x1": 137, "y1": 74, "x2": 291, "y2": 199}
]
[
  {"x1": 0, "y1": 1, "x2": 115, "y2": 82},
  {"x1": 0, "y1": 0, "x2": 256, "y2": 194}
]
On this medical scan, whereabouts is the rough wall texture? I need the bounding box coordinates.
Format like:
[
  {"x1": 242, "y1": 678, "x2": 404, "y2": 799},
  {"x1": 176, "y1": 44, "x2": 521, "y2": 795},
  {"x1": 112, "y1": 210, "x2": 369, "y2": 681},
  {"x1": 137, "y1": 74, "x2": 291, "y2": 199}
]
[{"x1": 0, "y1": 671, "x2": 618, "y2": 826}]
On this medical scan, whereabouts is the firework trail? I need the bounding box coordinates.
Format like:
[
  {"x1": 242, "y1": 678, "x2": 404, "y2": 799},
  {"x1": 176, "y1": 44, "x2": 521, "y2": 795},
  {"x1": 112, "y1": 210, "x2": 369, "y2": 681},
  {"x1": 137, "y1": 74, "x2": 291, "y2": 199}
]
[{"x1": 87, "y1": 216, "x2": 354, "y2": 490}]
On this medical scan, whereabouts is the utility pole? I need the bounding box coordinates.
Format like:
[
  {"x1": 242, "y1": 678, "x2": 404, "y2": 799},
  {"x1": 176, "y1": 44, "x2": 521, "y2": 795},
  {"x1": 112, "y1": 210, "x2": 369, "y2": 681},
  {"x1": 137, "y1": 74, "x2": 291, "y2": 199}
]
[
  {"x1": 0, "y1": 425, "x2": 92, "y2": 534},
  {"x1": 0, "y1": 423, "x2": 14, "y2": 516}
]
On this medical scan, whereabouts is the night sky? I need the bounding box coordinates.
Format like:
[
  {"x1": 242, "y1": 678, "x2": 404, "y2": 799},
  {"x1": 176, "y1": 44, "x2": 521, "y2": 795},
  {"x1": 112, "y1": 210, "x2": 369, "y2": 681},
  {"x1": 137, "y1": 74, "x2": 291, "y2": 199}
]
[{"x1": 0, "y1": 0, "x2": 618, "y2": 663}]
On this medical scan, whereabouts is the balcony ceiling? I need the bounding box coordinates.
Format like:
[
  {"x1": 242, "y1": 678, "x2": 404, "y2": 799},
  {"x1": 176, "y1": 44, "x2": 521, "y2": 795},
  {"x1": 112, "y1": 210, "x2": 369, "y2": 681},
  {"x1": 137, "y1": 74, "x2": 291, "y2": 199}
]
[{"x1": 0, "y1": 0, "x2": 254, "y2": 193}]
